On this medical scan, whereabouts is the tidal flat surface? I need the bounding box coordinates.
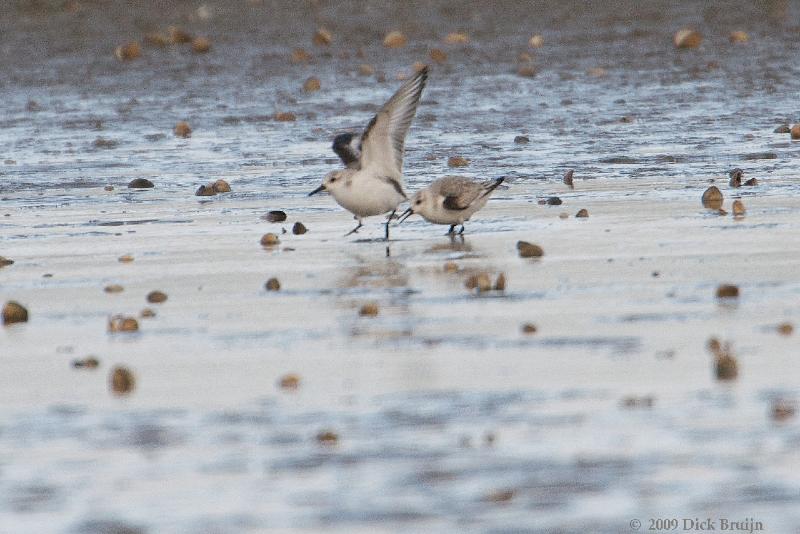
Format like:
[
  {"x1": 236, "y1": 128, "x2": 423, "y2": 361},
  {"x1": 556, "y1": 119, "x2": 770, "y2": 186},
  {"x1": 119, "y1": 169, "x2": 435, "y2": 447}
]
[{"x1": 2, "y1": 1, "x2": 800, "y2": 533}]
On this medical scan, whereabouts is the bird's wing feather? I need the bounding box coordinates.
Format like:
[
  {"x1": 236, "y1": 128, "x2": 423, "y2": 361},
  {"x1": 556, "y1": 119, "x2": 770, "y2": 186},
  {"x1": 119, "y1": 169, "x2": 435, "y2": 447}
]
[
  {"x1": 359, "y1": 66, "x2": 428, "y2": 176},
  {"x1": 332, "y1": 133, "x2": 361, "y2": 168},
  {"x1": 440, "y1": 176, "x2": 504, "y2": 210}
]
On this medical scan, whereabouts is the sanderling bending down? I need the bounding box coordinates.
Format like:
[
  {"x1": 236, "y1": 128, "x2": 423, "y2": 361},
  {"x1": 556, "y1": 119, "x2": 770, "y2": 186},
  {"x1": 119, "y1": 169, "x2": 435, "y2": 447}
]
[
  {"x1": 399, "y1": 176, "x2": 505, "y2": 235},
  {"x1": 309, "y1": 66, "x2": 429, "y2": 240}
]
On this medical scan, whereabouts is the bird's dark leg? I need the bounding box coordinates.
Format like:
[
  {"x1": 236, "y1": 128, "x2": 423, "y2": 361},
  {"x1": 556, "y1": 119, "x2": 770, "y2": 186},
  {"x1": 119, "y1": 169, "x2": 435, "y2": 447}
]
[
  {"x1": 384, "y1": 210, "x2": 396, "y2": 241},
  {"x1": 458, "y1": 224, "x2": 465, "y2": 235},
  {"x1": 446, "y1": 224, "x2": 456, "y2": 235},
  {"x1": 345, "y1": 218, "x2": 363, "y2": 236}
]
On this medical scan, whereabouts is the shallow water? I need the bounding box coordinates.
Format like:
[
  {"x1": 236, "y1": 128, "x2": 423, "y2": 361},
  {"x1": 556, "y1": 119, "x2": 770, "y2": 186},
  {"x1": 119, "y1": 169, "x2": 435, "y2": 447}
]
[{"x1": 2, "y1": 1, "x2": 800, "y2": 533}]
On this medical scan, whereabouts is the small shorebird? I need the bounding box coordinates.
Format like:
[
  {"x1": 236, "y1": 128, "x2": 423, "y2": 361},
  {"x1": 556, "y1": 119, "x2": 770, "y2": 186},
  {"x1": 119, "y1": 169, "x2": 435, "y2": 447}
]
[
  {"x1": 399, "y1": 176, "x2": 505, "y2": 234},
  {"x1": 309, "y1": 66, "x2": 429, "y2": 240}
]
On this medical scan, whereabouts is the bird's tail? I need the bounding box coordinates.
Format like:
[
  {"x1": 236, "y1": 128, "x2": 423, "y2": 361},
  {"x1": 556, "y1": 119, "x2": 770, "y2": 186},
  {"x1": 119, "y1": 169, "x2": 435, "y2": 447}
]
[{"x1": 479, "y1": 176, "x2": 506, "y2": 198}]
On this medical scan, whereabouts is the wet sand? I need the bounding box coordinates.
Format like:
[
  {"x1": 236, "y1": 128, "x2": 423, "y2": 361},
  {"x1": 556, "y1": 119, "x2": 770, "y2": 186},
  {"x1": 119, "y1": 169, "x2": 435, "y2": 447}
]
[{"x1": 2, "y1": 1, "x2": 800, "y2": 533}]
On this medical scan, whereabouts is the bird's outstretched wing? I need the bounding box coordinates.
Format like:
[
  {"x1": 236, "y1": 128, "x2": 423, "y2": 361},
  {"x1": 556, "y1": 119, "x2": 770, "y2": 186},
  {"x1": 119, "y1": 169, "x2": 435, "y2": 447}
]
[
  {"x1": 332, "y1": 132, "x2": 361, "y2": 168},
  {"x1": 358, "y1": 66, "x2": 428, "y2": 177}
]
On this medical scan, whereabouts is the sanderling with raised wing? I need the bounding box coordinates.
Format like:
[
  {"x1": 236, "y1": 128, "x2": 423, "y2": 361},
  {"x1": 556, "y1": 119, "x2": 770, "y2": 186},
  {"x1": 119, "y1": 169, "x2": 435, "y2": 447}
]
[
  {"x1": 309, "y1": 66, "x2": 429, "y2": 240},
  {"x1": 398, "y1": 176, "x2": 505, "y2": 234}
]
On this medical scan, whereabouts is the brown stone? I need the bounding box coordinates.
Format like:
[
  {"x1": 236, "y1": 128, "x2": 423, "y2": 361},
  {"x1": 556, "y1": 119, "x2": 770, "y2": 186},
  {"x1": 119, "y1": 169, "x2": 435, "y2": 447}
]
[
  {"x1": 274, "y1": 112, "x2": 296, "y2": 122},
  {"x1": 517, "y1": 241, "x2": 544, "y2": 258},
  {"x1": 2, "y1": 301, "x2": 28, "y2": 325},
  {"x1": 444, "y1": 32, "x2": 469, "y2": 45},
  {"x1": 108, "y1": 315, "x2": 139, "y2": 333},
  {"x1": 147, "y1": 290, "x2": 168, "y2": 303},
  {"x1": 303, "y1": 77, "x2": 321, "y2": 92},
  {"x1": 174, "y1": 121, "x2": 192, "y2": 138},
  {"x1": 443, "y1": 261, "x2": 459, "y2": 273},
  {"x1": 0, "y1": 256, "x2": 13, "y2": 267},
  {"x1": 145, "y1": 32, "x2": 169, "y2": 47},
  {"x1": 521, "y1": 323, "x2": 537, "y2": 334},
  {"x1": 316, "y1": 430, "x2": 338, "y2": 445},
  {"x1": 195, "y1": 184, "x2": 216, "y2": 196},
  {"x1": 575, "y1": 209, "x2": 589, "y2": 218},
  {"x1": 212, "y1": 179, "x2": 231, "y2": 193},
  {"x1": 674, "y1": 28, "x2": 702, "y2": 49},
  {"x1": 292, "y1": 222, "x2": 307, "y2": 235},
  {"x1": 777, "y1": 322, "x2": 794, "y2": 336},
  {"x1": 265, "y1": 278, "x2": 281, "y2": 291},
  {"x1": 447, "y1": 156, "x2": 469, "y2": 167},
  {"x1": 358, "y1": 64, "x2": 375, "y2": 76},
  {"x1": 728, "y1": 168, "x2": 743, "y2": 187},
  {"x1": 729, "y1": 31, "x2": 749, "y2": 44},
  {"x1": 260, "y1": 233, "x2": 280, "y2": 246},
  {"x1": 494, "y1": 273, "x2": 506, "y2": 291},
  {"x1": 140, "y1": 308, "x2": 156, "y2": 318},
  {"x1": 563, "y1": 169, "x2": 574, "y2": 188},
  {"x1": 771, "y1": 400, "x2": 796, "y2": 421},
  {"x1": 290, "y1": 48, "x2": 312, "y2": 64},
  {"x1": 128, "y1": 178, "x2": 154, "y2": 189},
  {"x1": 465, "y1": 273, "x2": 492, "y2": 292},
  {"x1": 278, "y1": 373, "x2": 301, "y2": 390},
  {"x1": 517, "y1": 65, "x2": 537, "y2": 78},
  {"x1": 514, "y1": 135, "x2": 530, "y2": 144},
  {"x1": 743, "y1": 178, "x2": 758, "y2": 186},
  {"x1": 528, "y1": 34, "x2": 544, "y2": 48},
  {"x1": 104, "y1": 284, "x2": 124, "y2": 294},
  {"x1": 168, "y1": 26, "x2": 192, "y2": 44},
  {"x1": 484, "y1": 489, "x2": 514, "y2": 503},
  {"x1": 792, "y1": 124, "x2": 800, "y2": 140},
  {"x1": 114, "y1": 41, "x2": 141, "y2": 61},
  {"x1": 383, "y1": 31, "x2": 407, "y2": 48},
  {"x1": 118, "y1": 254, "x2": 134, "y2": 263},
  {"x1": 72, "y1": 357, "x2": 100, "y2": 369},
  {"x1": 429, "y1": 48, "x2": 447, "y2": 64},
  {"x1": 312, "y1": 28, "x2": 333, "y2": 46},
  {"x1": 263, "y1": 210, "x2": 287, "y2": 222},
  {"x1": 716, "y1": 284, "x2": 739, "y2": 298},
  {"x1": 110, "y1": 366, "x2": 136, "y2": 395},
  {"x1": 701, "y1": 186, "x2": 723, "y2": 209},
  {"x1": 732, "y1": 200, "x2": 746, "y2": 217},
  {"x1": 191, "y1": 37, "x2": 211, "y2": 53},
  {"x1": 359, "y1": 303, "x2": 379, "y2": 316}
]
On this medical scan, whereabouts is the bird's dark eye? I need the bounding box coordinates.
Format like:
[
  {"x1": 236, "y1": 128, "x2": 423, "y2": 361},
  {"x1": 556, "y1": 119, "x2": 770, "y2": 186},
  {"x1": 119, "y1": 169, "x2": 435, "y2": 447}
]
[
  {"x1": 329, "y1": 177, "x2": 337, "y2": 182},
  {"x1": 415, "y1": 199, "x2": 422, "y2": 205}
]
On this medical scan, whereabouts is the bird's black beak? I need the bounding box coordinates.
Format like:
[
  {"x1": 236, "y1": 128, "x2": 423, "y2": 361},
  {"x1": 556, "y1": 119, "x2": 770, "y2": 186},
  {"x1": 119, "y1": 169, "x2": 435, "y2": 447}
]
[
  {"x1": 398, "y1": 207, "x2": 414, "y2": 223},
  {"x1": 308, "y1": 184, "x2": 326, "y2": 196}
]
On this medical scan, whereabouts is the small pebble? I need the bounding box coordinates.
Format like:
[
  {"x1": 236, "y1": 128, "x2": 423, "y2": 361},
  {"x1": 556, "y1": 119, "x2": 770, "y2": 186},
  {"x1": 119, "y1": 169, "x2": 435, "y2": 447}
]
[
  {"x1": 729, "y1": 30, "x2": 749, "y2": 43},
  {"x1": 145, "y1": 32, "x2": 169, "y2": 47},
  {"x1": 465, "y1": 273, "x2": 492, "y2": 292},
  {"x1": 774, "y1": 125, "x2": 790, "y2": 134},
  {"x1": 673, "y1": 28, "x2": 702, "y2": 49},
  {"x1": 701, "y1": 186, "x2": 723, "y2": 209},
  {"x1": 114, "y1": 41, "x2": 141, "y2": 61},
  {"x1": 444, "y1": 32, "x2": 469, "y2": 44},
  {"x1": 563, "y1": 169, "x2": 574, "y2": 189},
  {"x1": 716, "y1": 284, "x2": 739, "y2": 298},
  {"x1": 212, "y1": 179, "x2": 231, "y2": 193},
  {"x1": 278, "y1": 373, "x2": 301, "y2": 390},
  {"x1": 108, "y1": 315, "x2": 139, "y2": 333},
  {"x1": 621, "y1": 396, "x2": 655, "y2": 408},
  {"x1": 263, "y1": 210, "x2": 287, "y2": 222},
  {"x1": 521, "y1": 323, "x2": 537, "y2": 334},
  {"x1": 494, "y1": 273, "x2": 506, "y2": 291},
  {"x1": 0, "y1": 256, "x2": 14, "y2": 267},
  {"x1": 447, "y1": 156, "x2": 469, "y2": 167},
  {"x1": 191, "y1": 37, "x2": 211, "y2": 53},
  {"x1": 265, "y1": 278, "x2": 281, "y2": 291},
  {"x1": 528, "y1": 34, "x2": 544, "y2": 48},
  {"x1": 732, "y1": 200, "x2": 746, "y2": 217},
  {"x1": 771, "y1": 400, "x2": 796, "y2": 421},
  {"x1": 575, "y1": 208, "x2": 589, "y2": 218},
  {"x1": 274, "y1": 112, "x2": 296, "y2": 122},
  {"x1": 292, "y1": 222, "x2": 307, "y2": 235},
  {"x1": 517, "y1": 241, "x2": 544, "y2": 258},
  {"x1": 303, "y1": 76, "x2": 321, "y2": 92},
  {"x1": 777, "y1": 322, "x2": 794, "y2": 336},
  {"x1": 316, "y1": 430, "x2": 338, "y2": 445},
  {"x1": 195, "y1": 184, "x2": 216, "y2": 196},
  {"x1": 128, "y1": 178, "x2": 154, "y2": 189},
  {"x1": 118, "y1": 254, "x2": 134, "y2": 263},
  {"x1": 546, "y1": 197, "x2": 562, "y2": 205},
  {"x1": 174, "y1": 121, "x2": 192, "y2": 138},
  {"x1": 429, "y1": 48, "x2": 447, "y2": 63},
  {"x1": 728, "y1": 168, "x2": 743, "y2": 187},
  {"x1": 290, "y1": 48, "x2": 312, "y2": 63},
  {"x1": 72, "y1": 357, "x2": 100, "y2": 369},
  {"x1": 312, "y1": 28, "x2": 333, "y2": 46},
  {"x1": 260, "y1": 233, "x2": 280, "y2": 246},
  {"x1": 110, "y1": 366, "x2": 136, "y2": 396},
  {"x1": 517, "y1": 65, "x2": 536, "y2": 78},
  {"x1": 792, "y1": 124, "x2": 800, "y2": 140},
  {"x1": 2, "y1": 301, "x2": 28, "y2": 325},
  {"x1": 587, "y1": 67, "x2": 607, "y2": 77},
  {"x1": 104, "y1": 284, "x2": 124, "y2": 294},
  {"x1": 443, "y1": 261, "x2": 459, "y2": 273},
  {"x1": 359, "y1": 303, "x2": 379, "y2": 316},
  {"x1": 140, "y1": 308, "x2": 156, "y2": 318},
  {"x1": 147, "y1": 290, "x2": 168, "y2": 303},
  {"x1": 484, "y1": 489, "x2": 514, "y2": 503},
  {"x1": 168, "y1": 26, "x2": 192, "y2": 44},
  {"x1": 358, "y1": 64, "x2": 375, "y2": 76},
  {"x1": 383, "y1": 30, "x2": 407, "y2": 48},
  {"x1": 104, "y1": 185, "x2": 114, "y2": 191},
  {"x1": 743, "y1": 177, "x2": 758, "y2": 186},
  {"x1": 558, "y1": 212, "x2": 569, "y2": 219},
  {"x1": 514, "y1": 135, "x2": 529, "y2": 144}
]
